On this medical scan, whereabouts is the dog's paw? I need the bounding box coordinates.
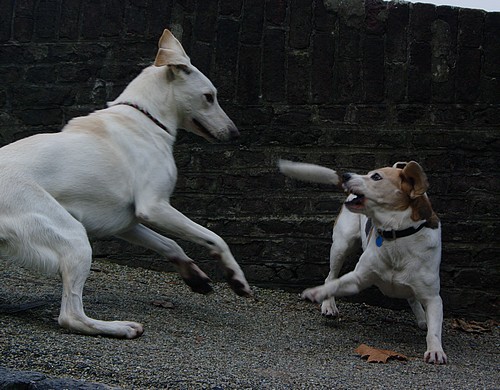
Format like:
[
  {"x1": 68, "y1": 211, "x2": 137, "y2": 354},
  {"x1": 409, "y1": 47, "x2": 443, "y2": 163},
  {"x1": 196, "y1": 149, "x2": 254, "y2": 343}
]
[
  {"x1": 120, "y1": 321, "x2": 144, "y2": 339},
  {"x1": 301, "y1": 287, "x2": 326, "y2": 303},
  {"x1": 424, "y1": 349, "x2": 447, "y2": 364},
  {"x1": 321, "y1": 298, "x2": 340, "y2": 317},
  {"x1": 224, "y1": 268, "x2": 253, "y2": 297},
  {"x1": 177, "y1": 261, "x2": 213, "y2": 294}
]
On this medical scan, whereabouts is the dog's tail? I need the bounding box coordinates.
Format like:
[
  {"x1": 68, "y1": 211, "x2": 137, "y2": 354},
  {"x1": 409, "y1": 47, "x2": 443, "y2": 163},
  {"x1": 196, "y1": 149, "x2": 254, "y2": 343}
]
[{"x1": 278, "y1": 159, "x2": 340, "y2": 186}]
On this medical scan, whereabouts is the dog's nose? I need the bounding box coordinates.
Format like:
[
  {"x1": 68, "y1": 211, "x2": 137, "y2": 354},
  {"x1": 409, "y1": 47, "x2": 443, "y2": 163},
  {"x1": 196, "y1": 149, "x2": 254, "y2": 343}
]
[
  {"x1": 342, "y1": 173, "x2": 352, "y2": 182},
  {"x1": 228, "y1": 124, "x2": 240, "y2": 140}
]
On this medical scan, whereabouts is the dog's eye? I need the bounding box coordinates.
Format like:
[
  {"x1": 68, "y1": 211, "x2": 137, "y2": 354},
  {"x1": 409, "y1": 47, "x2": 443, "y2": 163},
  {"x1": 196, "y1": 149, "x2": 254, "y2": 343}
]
[
  {"x1": 204, "y1": 93, "x2": 214, "y2": 104},
  {"x1": 371, "y1": 173, "x2": 382, "y2": 181}
]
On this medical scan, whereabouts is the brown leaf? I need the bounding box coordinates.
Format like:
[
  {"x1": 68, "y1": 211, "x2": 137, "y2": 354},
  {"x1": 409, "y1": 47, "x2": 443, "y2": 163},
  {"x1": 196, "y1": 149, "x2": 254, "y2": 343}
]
[
  {"x1": 451, "y1": 318, "x2": 499, "y2": 333},
  {"x1": 355, "y1": 343, "x2": 408, "y2": 363},
  {"x1": 151, "y1": 299, "x2": 175, "y2": 309}
]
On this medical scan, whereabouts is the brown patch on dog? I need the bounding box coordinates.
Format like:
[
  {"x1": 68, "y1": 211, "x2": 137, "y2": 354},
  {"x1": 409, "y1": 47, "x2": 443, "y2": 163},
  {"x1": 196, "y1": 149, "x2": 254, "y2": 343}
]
[
  {"x1": 65, "y1": 116, "x2": 109, "y2": 138},
  {"x1": 397, "y1": 162, "x2": 438, "y2": 225},
  {"x1": 400, "y1": 161, "x2": 429, "y2": 199}
]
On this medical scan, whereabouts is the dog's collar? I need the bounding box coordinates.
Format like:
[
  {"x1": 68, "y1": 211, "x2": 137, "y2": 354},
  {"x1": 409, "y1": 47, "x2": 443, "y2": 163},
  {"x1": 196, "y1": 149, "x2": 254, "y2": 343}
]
[
  {"x1": 112, "y1": 102, "x2": 171, "y2": 135},
  {"x1": 373, "y1": 221, "x2": 429, "y2": 247}
]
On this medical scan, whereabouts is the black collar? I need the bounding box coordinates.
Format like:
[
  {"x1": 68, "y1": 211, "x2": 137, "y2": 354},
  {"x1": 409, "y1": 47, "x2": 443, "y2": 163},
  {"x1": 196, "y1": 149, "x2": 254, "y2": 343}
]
[
  {"x1": 112, "y1": 102, "x2": 171, "y2": 135},
  {"x1": 376, "y1": 221, "x2": 429, "y2": 240}
]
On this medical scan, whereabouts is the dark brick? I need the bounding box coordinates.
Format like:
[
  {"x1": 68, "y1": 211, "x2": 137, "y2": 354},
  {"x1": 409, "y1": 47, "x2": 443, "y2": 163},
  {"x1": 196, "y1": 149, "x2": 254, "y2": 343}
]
[
  {"x1": 362, "y1": 35, "x2": 384, "y2": 102},
  {"x1": 456, "y1": 47, "x2": 481, "y2": 103},
  {"x1": 190, "y1": 41, "x2": 212, "y2": 76},
  {"x1": 337, "y1": 22, "x2": 361, "y2": 60},
  {"x1": 317, "y1": 106, "x2": 346, "y2": 122},
  {"x1": 0, "y1": 66, "x2": 23, "y2": 83},
  {"x1": 385, "y1": 2, "x2": 409, "y2": 62},
  {"x1": 431, "y1": 19, "x2": 456, "y2": 102},
  {"x1": 102, "y1": 0, "x2": 125, "y2": 38},
  {"x1": 409, "y1": 2, "x2": 436, "y2": 42},
  {"x1": 287, "y1": 52, "x2": 310, "y2": 104},
  {"x1": 262, "y1": 28, "x2": 285, "y2": 102},
  {"x1": 124, "y1": 3, "x2": 147, "y2": 38},
  {"x1": 289, "y1": 0, "x2": 312, "y2": 50},
  {"x1": 241, "y1": 0, "x2": 264, "y2": 44},
  {"x1": 457, "y1": 8, "x2": 484, "y2": 48},
  {"x1": 0, "y1": 0, "x2": 14, "y2": 42},
  {"x1": 236, "y1": 45, "x2": 261, "y2": 105},
  {"x1": 13, "y1": 17, "x2": 34, "y2": 43},
  {"x1": 313, "y1": 0, "x2": 336, "y2": 32},
  {"x1": 408, "y1": 42, "x2": 431, "y2": 103},
  {"x1": 26, "y1": 65, "x2": 57, "y2": 83},
  {"x1": 385, "y1": 62, "x2": 407, "y2": 103},
  {"x1": 15, "y1": 108, "x2": 63, "y2": 126},
  {"x1": 333, "y1": 60, "x2": 361, "y2": 103},
  {"x1": 311, "y1": 32, "x2": 334, "y2": 104},
  {"x1": 483, "y1": 13, "x2": 500, "y2": 77},
  {"x1": 147, "y1": 0, "x2": 173, "y2": 39},
  {"x1": 396, "y1": 104, "x2": 427, "y2": 124},
  {"x1": 365, "y1": 0, "x2": 387, "y2": 35},
  {"x1": 59, "y1": 0, "x2": 81, "y2": 40},
  {"x1": 266, "y1": 0, "x2": 287, "y2": 26},
  {"x1": 81, "y1": 0, "x2": 104, "y2": 39},
  {"x1": 34, "y1": 0, "x2": 59, "y2": 40},
  {"x1": 194, "y1": 1, "x2": 217, "y2": 43},
  {"x1": 220, "y1": 0, "x2": 242, "y2": 17},
  {"x1": 214, "y1": 19, "x2": 239, "y2": 100}
]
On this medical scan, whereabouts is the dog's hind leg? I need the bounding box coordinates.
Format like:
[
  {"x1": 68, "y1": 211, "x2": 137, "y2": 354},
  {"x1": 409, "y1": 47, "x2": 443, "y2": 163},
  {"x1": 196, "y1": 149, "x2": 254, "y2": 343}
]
[
  {"x1": 136, "y1": 202, "x2": 252, "y2": 297},
  {"x1": 116, "y1": 224, "x2": 213, "y2": 294},
  {"x1": 52, "y1": 217, "x2": 144, "y2": 338},
  {"x1": 0, "y1": 185, "x2": 143, "y2": 338},
  {"x1": 321, "y1": 206, "x2": 361, "y2": 317}
]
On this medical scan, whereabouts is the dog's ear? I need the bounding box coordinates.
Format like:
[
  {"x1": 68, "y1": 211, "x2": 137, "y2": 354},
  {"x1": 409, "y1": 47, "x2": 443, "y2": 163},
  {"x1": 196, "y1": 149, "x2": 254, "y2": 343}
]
[
  {"x1": 154, "y1": 29, "x2": 191, "y2": 68},
  {"x1": 400, "y1": 161, "x2": 429, "y2": 199},
  {"x1": 392, "y1": 161, "x2": 408, "y2": 169}
]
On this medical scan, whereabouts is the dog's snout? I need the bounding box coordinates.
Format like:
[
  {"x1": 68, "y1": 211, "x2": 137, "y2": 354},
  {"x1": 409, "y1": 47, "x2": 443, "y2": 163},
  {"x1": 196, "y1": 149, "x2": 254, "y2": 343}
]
[
  {"x1": 342, "y1": 173, "x2": 352, "y2": 182},
  {"x1": 228, "y1": 125, "x2": 240, "y2": 140}
]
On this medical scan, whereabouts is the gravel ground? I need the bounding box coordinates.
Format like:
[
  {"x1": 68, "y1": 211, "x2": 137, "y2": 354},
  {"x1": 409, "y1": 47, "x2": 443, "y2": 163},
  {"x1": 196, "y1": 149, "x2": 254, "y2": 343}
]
[{"x1": 1, "y1": 260, "x2": 498, "y2": 389}]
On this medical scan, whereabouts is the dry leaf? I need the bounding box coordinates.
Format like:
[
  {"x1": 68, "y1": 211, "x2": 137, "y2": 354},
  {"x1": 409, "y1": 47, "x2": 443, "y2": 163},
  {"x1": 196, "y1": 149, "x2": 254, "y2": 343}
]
[
  {"x1": 355, "y1": 343, "x2": 408, "y2": 363},
  {"x1": 451, "y1": 318, "x2": 499, "y2": 333},
  {"x1": 151, "y1": 299, "x2": 175, "y2": 309}
]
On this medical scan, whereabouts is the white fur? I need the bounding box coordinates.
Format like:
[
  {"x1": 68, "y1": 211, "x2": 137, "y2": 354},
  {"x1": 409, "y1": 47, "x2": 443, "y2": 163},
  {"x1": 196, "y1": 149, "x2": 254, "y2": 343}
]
[
  {"x1": 0, "y1": 29, "x2": 251, "y2": 339},
  {"x1": 293, "y1": 162, "x2": 447, "y2": 364}
]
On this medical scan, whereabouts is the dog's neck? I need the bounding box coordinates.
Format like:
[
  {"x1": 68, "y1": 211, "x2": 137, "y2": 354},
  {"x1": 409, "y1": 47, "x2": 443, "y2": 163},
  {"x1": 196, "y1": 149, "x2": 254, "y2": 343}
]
[
  {"x1": 369, "y1": 208, "x2": 426, "y2": 232},
  {"x1": 108, "y1": 66, "x2": 180, "y2": 136}
]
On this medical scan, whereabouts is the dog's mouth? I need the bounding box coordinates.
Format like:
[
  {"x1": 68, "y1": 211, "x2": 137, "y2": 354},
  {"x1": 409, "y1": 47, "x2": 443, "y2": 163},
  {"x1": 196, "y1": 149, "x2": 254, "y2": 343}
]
[
  {"x1": 192, "y1": 118, "x2": 218, "y2": 143},
  {"x1": 344, "y1": 189, "x2": 366, "y2": 210}
]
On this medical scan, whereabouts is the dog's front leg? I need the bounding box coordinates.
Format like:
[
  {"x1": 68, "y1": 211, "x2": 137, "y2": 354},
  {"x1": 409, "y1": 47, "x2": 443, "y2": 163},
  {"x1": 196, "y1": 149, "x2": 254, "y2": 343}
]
[
  {"x1": 302, "y1": 269, "x2": 371, "y2": 304},
  {"x1": 117, "y1": 224, "x2": 213, "y2": 294},
  {"x1": 421, "y1": 296, "x2": 447, "y2": 364},
  {"x1": 136, "y1": 202, "x2": 252, "y2": 297},
  {"x1": 322, "y1": 207, "x2": 362, "y2": 317}
]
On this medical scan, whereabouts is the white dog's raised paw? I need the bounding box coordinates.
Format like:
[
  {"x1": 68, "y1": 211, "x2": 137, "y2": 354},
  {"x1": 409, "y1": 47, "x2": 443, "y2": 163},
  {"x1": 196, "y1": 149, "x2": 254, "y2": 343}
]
[
  {"x1": 178, "y1": 262, "x2": 213, "y2": 295},
  {"x1": 224, "y1": 269, "x2": 253, "y2": 297},
  {"x1": 301, "y1": 287, "x2": 325, "y2": 303},
  {"x1": 424, "y1": 350, "x2": 447, "y2": 364}
]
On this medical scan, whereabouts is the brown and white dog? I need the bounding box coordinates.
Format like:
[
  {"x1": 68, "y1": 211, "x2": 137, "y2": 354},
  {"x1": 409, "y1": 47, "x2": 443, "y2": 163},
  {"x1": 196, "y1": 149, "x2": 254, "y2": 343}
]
[{"x1": 279, "y1": 160, "x2": 447, "y2": 364}]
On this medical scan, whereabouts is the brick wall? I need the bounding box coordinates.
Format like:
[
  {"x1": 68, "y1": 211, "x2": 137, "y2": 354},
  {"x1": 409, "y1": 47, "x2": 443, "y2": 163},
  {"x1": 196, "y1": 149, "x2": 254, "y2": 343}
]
[{"x1": 0, "y1": 0, "x2": 498, "y2": 319}]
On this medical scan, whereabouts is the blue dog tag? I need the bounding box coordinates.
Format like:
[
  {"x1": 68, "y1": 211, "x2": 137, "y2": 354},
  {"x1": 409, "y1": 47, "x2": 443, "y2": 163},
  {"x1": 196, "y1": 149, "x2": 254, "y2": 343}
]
[{"x1": 376, "y1": 235, "x2": 383, "y2": 247}]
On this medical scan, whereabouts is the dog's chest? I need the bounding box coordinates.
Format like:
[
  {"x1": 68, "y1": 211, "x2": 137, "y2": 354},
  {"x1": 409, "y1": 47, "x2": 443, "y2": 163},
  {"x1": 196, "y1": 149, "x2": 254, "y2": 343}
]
[{"x1": 371, "y1": 246, "x2": 419, "y2": 298}]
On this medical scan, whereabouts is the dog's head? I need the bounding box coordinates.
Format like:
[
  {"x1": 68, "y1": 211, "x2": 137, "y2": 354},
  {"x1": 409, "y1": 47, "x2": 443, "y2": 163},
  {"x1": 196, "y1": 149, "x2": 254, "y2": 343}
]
[
  {"x1": 342, "y1": 161, "x2": 437, "y2": 225},
  {"x1": 153, "y1": 29, "x2": 239, "y2": 143}
]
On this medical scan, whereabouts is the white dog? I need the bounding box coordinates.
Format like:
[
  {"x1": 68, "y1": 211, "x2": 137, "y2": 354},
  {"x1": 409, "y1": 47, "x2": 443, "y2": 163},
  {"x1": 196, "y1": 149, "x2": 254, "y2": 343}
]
[
  {"x1": 279, "y1": 160, "x2": 447, "y2": 364},
  {"x1": 0, "y1": 29, "x2": 252, "y2": 338}
]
